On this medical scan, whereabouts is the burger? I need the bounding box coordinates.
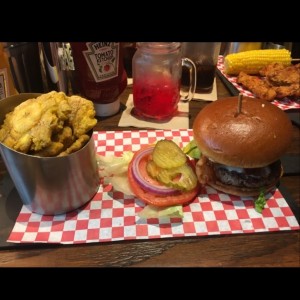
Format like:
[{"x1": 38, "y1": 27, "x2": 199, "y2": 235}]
[{"x1": 193, "y1": 96, "x2": 293, "y2": 197}]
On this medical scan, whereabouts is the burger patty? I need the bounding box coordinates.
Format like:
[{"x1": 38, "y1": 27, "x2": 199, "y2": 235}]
[{"x1": 212, "y1": 160, "x2": 282, "y2": 188}]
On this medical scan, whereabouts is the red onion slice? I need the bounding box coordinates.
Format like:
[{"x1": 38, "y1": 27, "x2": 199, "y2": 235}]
[{"x1": 131, "y1": 147, "x2": 180, "y2": 196}]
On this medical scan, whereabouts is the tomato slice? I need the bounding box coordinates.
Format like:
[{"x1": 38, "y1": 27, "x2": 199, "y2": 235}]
[{"x1": 128, "y1": 145, "x2": 200, "y2": 207}]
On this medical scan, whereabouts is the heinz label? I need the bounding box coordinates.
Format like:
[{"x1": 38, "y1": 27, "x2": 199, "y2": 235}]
[{"x1": 83, "y1": 42, "x2": 119, "y2": 82}]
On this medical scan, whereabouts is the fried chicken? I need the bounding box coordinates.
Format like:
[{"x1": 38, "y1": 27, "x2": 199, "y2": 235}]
[
  {"x1": 237, "y1": 72, "x2": 277, "y2": 101},
  {"x1": 294, "y1": 63, "x2": 300, "y2": 71},
  {"x1": 272, "y1": 84, "x2": 300, "y2": 98},
  {"x1": 264, "y1": 64, "x2": 299, "y2": 86},
  {"x1": 238, "y1": 63, "x2": 300, "y2": 101},
  {"x1": 259, "y1": 63, "x2": 285, "y2": 77}
]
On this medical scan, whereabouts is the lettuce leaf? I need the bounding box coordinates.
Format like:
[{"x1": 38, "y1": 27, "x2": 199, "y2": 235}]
[
  {"x1": 109, "y1": 175, "x2": 135, "y2": 196},
  {"x1": 254, "y1": 190, "x2": 266, "y2": 213},
  {"x1": 138, "y1": 204, "x2": 183, "y2": 219},
  {"x1": 97, "y1": 151, "x2": 134, "y2": 177},
  {"x1": 97, "y1": 151, "x2": 135, "y2": 195},
  {"x1": 183, "y1": 140, "x2": 201, "y2": 159}
]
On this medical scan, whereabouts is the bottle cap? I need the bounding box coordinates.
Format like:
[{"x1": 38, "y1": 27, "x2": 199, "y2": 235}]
[{"x1": 94, "y1": 98, "x2": 120, "y2": 117}]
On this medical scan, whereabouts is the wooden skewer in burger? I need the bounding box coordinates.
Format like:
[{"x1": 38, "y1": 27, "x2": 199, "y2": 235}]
[{"x1": 193, "y1": 94, "x2": 293, "y2": 196}]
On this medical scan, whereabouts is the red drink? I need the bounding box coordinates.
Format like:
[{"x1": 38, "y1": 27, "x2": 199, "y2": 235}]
[
  {"x1": 132, "y1": 42, "x2": 196, "y2": 121},
  {"x1": 133, "y1": 75, "x2": 180, "y2": 121}
]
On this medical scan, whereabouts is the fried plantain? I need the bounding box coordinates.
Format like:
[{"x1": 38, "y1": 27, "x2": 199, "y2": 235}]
[
  {"x1": 67, "y1": 95, "x2": 97, "y2": 138},
  {"x1": 0, "y1": 91, "x2": 97, "y2": 157}
]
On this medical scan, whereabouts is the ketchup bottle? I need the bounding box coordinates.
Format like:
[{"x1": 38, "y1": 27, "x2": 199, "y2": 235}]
[{"x1": 71, "y1": 42, "x2": 127, "y2": 117}]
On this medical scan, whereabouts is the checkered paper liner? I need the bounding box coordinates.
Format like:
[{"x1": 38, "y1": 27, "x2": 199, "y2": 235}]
[
  {"x1": 217, "y1": 56, "x2": 300, "y2": 110},
  {"x1": 7, "y1": 130, "x2": 300, "y2": 244}
]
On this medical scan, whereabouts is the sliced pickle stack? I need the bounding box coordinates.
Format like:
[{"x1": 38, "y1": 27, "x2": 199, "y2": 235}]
[
  {"x1": 152, "y1": 139, "x2": 187, "y2": 168},
  {"x1": 146, "y1": 140, "x2": 197, "y2": 191}
]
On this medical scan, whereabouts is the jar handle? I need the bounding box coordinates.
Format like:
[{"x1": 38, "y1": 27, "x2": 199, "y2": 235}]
[{"x1": 181, "y1": 57, "x2": 196, "y2": 102}]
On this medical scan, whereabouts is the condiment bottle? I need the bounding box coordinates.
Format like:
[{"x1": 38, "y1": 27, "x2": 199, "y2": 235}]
[{"x1": 71, "y1": 42, "x2": 127, "y2": 117}]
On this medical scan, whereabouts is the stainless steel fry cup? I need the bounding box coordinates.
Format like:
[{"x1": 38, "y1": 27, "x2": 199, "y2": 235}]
[{"x1": 0, "y1": 93, "x2": 100, "y2": 215}]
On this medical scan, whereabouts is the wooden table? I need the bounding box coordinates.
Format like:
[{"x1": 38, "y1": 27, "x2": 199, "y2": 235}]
[{"x1": 0, "y1": 75, "x2": 299, "y2": 267}]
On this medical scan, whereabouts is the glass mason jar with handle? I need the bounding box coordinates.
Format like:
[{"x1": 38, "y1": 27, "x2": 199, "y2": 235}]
[
  {"x1": 181, "y1": 42, "x2": 221, "y2": 93},
  {"x1": 132, "y1": 42, "x2": 196, "y2": 121}
]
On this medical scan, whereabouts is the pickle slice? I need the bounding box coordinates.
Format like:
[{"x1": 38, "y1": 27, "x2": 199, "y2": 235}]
[
  {"x1": 152, "y1": 140, "x2": 187, "y2": 169},
  {"x1": 147, "y1": 159, "x2": 198, "y2": 191},
  {"x1": 146, "y1": 160, "x2": 160, "y2": 178},
  {"x1": 157, "y1": 164, "x2": 198, "y2": 191}
]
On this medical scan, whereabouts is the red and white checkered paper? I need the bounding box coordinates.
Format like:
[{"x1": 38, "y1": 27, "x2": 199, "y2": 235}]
[
  {"x1": 217, "y1": 56, "x2": 300, "y2": 110},
  {"x1": 7, "y1": 130, "x2": 300, "y2": 244}
]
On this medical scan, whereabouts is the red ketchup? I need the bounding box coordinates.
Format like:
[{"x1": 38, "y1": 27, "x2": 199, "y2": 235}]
[{"x1": 71, "y1": 42, "x2": 127, "y2": 117}]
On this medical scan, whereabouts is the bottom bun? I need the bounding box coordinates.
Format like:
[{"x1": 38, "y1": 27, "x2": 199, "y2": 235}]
[{"x1": 206, "y1": 180, "x2": 276, "y2": 197}]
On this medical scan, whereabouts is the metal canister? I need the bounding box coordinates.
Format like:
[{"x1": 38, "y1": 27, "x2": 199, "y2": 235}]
[{"x1": 0, "y1": 93, "x2": 100, "y2": 215}]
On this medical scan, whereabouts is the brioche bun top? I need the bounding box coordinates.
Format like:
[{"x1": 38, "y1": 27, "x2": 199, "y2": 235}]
[{"x1": 193, "y1": 96, "x2": 293, "y2": 168}]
